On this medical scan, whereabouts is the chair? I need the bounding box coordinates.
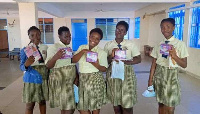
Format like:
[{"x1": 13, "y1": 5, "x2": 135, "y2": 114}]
[{"x1": 9, "y1": 48, "x2": 20, "y2": 60}]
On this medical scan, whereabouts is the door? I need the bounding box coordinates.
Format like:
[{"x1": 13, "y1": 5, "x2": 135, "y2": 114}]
[
  {"x1": 71, "y1": 19, "x2": 87, "y2": 51},
  {"x1": 0, "y1": 30, "x2": 8, "y2": 50}
]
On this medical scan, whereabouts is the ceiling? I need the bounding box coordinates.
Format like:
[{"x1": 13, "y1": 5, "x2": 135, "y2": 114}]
[
  {"x1": 0, "y1": 2, "x2": 18, "y2": 11},
  {"x1": 0, "y1": 1, "x2": 188, "y2": 17},
  {"x1": 38, "y1": 3, "x2": 151, "y2": 12}
]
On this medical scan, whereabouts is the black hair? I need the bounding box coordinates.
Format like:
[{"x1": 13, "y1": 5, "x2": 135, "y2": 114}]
[
  {"x1": 90, "y1": 28, "x2": 103, "y2": 40},
  {"x1": 116, "y1": 21, "x2": 129, "y2": 32},
  {"x1": 58, "y1": 26, "x2": 70, "y2": 35},
  {"x1": 28, "y1": 26, "x2": 41, "y2": 35},
  {"x1": 161, "y1": 18, "x2": 175, "y2": 26}
]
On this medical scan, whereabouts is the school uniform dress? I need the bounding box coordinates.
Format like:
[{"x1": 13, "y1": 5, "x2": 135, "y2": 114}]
[
  {"x1": 151, "y1": 36, "x2": 189, "y2": 107},
  {"x1": 104, "y1": 39, "x2": 140, "y2": 108},
  {"x1": 75, "y1": 45, "x2": 108, "y2": 111},
  {"x1": 46, "y1": 41, "x2": 76, "y2": 110},
  {"x1": 20, "y1": 44, "x2": 49, "y2": 103}
]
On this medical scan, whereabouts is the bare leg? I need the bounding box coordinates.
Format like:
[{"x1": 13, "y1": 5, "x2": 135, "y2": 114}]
[
  {"x1": 113, "y1": 105, "x2": 122, "y2": 114},
  {"x1": 92, "y1": 109, "x2": 100, "y2": 114},
  {"x1": 25, "y1": 102, "x2": 35, "y2": 114},
  {"x1": 158, "y1": 103, "x2": 165, "y2": 114},
  {"x1": 164, "y1": 106, "x2": 175, "y2": 114},
  {"x1": 61, "y1": 109, "x2": 75, "y2": 114},
  {"x1": 79, "y1": 110, "x2": 91, "y2": 114},
  {"x1": 122, "y1": 107, "x2": 133, "y2": 114},
  {"x1": 39, "y1": 100, "x2": 46, "y2": 114}
]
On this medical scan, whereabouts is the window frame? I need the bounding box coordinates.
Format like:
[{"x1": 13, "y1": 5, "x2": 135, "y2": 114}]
[
  {"x1": 0, "y1": 19, "x2": 7, "y2": 30},
  {"x1": 189, "y1": 1, "x2": 200, "y2": 49},
  {"x1": 168, "y1": 4, "x2": 185, "y2": 41},
  {"x1": 134, "y1": 17, "x2": 140, "y2": 39},
  {"x1": 38, "y1": 18, "x2": 54, "y2": 44},
  {"x1": 95, "y1": 18, "x2": 130, "y2": 40}
]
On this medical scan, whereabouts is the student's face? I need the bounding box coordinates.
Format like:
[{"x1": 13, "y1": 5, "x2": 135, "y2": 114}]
[
  {"x1": 89, "y1": 32, "x2": 101, "y2": 49},
  {"x1": 115, "y1": 25, "x2": 127, "y2": 39},
  {"x1": 59, "y1": 31, "x2": 71, "y2": 45},
  {"x1": 160, "y1": 21, "x2": 175, "y2": 39},
  {"x1": 29, "y1": 30, "x2": 41, "y2": 46}
]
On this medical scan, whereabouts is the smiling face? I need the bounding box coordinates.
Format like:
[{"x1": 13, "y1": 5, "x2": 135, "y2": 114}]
[
  {"x1": 59, "y1": 31, "x2": 71, "y2": 45},
  {"x1": 160, "y1": 21, "x2": 175, "y2": 39},
  {"x1": 115, "y1": 24, "x2": 127, "y2": 39},
  {"x1": 29, "y1": 30, "x2": 41, "y2": 46},
  {"x1": 89, "y1": 32, "x2": 101, "y2": 49}
]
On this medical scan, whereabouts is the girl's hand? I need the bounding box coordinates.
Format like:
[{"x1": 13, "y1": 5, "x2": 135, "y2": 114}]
[
  {"x1": 111, "y1": 48, "x2": 119, "y2": 58},
  {"x1": 53, "y1": 49, "x2": 65, "y2": 60},
  {"x1": 121, "y1": 60, "x2": 129, "y2": 65},
  {"x1": 81, "y1": 49, "x2": 91, "y2": 54},
  {"x1": 169, "y1": 46, "x2": 178, "y2": 59},
  {"x1": 25, "y1": 56, "x2": 35, "y2": 67},
  {"x1": 89, "y1": 59, "x2": 99, "y2": 66}
]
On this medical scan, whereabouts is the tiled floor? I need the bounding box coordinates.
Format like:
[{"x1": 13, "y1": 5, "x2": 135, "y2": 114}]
[{"x1": 0, "y1": 55, "x2": 200, "y2": 114}]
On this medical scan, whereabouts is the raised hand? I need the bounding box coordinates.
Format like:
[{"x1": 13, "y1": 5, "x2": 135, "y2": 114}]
[
  {"x1": 81, "y1": 49, "x2": 91, "y2": 54},
  {"x1": 169, "y1": 46, "x2": 177, "y2": 59},
  {"x1": 89, "y1": 59, "x2": 99, "y2": 66},
  {"x1": 53, "y1": 49, "x2": 66, "y2": 60},
  {"x1": 111, "y1": 48, "x2": 119, "y2": 58},
  {"x1": 25, "y1": 55, "x2": 35, "y2": 67}
]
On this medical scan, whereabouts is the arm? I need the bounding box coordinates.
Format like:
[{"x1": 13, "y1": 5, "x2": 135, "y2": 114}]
[
  {"x1": 46, "y1": 49, "x2": 65, "y2": 69},
  {"x1": 122, "y1": 55, "x2": 141, "y2": 65},
  {"x1": 72, "y1": 49, "x2": 90, "y2": 63},
  {"x1": 107, "y1": 48, "x2": 119, "y2": 64},
  {"x1": 172, "y1": 56, "x2": 187, "y2": 68},
  {"x1": 104, "y1": 42, "x2": 117, "y2": 64},
  {"x1": 107, "y1": 55, "x2": 113, "y2": 64},
  {"x1": 19, "y1": 49, "x2": 34, "y2": 71},
  {"x1": 73, "y1": 65, "x2": 79, "y2": 86},
  {"x1": 148, "y1": 58, "x2": 157, "y2": 87},
  {"x1": 169, "y1": 46, "x2": 187, "y2": 68},
  {"x1": 90, "y1": 59, "x2": 107, "y2": 72}
]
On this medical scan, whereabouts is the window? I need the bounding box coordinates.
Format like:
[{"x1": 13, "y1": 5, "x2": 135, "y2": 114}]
[
  {"x1": 0, "y1": 19, "x2": 7, "y2": 30},
  {"x1": 95, "y1": 18, "x2": 129, "y2": 40},
  {"x1": 168, "y1": 4, "x2": 185, "y2": 41},
  {"x1": 38, "y1": 18, "x2": 54, "y2": 44},
  {"x1": 190, "y1": 1, "x2": 200, "y2": 48},
  {"x1": 134, "y1": 17, "x2": 140, "y2": 39}
]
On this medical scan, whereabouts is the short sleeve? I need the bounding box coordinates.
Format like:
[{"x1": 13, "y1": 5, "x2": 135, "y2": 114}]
[
  {"x1": 131, "y1": 43, "x2": 140, "y2": 57},
  {"x1": 103, "y1": 42, "x2": 110, "y2": 57},
  {"x1": 74, "y1": 45, "x2": 84, "y2": 55},
  {"x1": 19, "y1": 48, "x2": 31, "y2": 71},
  {"x1": 150, "y1": 45, "x2": 158, "y2": 59},
  {"x1": 45, "y1": 45, "x2": 57, "y2": 64},
  {"x1": 99, "y1": 51, "x2": 108, "y2": 68},
  {"x1": 179, "y1": 42, "x2": 189, "y2": 58}
]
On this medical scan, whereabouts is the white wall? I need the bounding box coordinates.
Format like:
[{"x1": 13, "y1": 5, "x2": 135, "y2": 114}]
[
  {"x1": 2, "y1": 9, "x2": 135, "y2": 50},
  {"x1": 147, "y1": 14, "x2": 166, "y2": 47},
  {"x1": 7, "y1": 17, "x2": 21, "y2": 51},
  {"x1": 0, "y1": 10, "x2": 57, "y2": 51},
  {"x1": 53, "y1": 18, "x2": 67, "y2": 43},
  {"x1": 135, "y1": 3, "x2": 200, "y2": 76},
  {"x1": 63, "y1": 11, "x2": 135, "y2": 49},
  {"x1": 134, "y1": 3, "x2": 181, "y2": 51},
  {"x1": 18, "y1": 3, "x2": 39, "y2": 48}
]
